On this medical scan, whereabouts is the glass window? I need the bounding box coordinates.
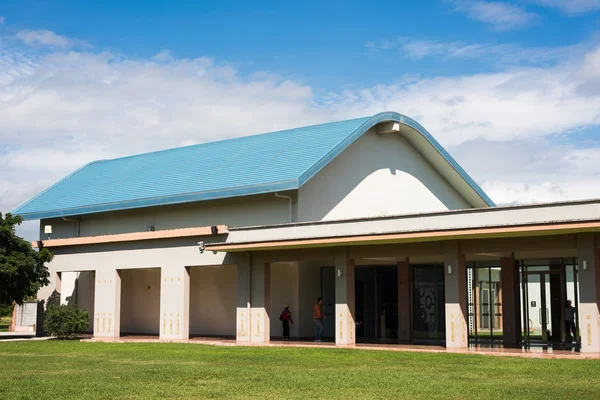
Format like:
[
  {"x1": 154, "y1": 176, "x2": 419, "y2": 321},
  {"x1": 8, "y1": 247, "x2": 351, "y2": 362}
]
[{"x1": 468, "y1": 264, "x2": 503, "y2": 342}]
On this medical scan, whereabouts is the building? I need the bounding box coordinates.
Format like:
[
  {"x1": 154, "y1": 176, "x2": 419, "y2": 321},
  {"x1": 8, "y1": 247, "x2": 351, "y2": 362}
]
[{"x1": 13, "y1": 111, "x2": 600, "y2": 353}]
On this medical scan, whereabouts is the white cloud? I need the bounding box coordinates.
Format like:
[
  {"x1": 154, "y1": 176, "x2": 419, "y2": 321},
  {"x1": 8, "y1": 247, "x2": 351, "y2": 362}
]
[
  {"x1": 0, "y1": 47, "x2": 330, "y2": 242},
  {"x1": 526, "y1": 0, "x2": 600, "y2": 15},
  {"x1": 449, "y1": 138, "x2": 600, "y2": 205},
  {"x1": 2, "y1": 36, "x2": 600, "y2": 240},
  {"x1": 451, "y1": 0, "x2": 538, "y2": 30},
  {"x1": 368, "y1": 36, "x2": 583, "y2": 67},
  {"x1": 328, "y1": 47, "x2": 600, "y2": 146},
  {"x1": 15, "y1": 29, "x2": 88, "y2": 49}
]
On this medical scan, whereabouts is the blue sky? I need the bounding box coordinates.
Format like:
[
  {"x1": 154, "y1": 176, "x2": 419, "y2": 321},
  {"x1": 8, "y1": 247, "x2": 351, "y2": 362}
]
[
  {"x1": 2, "y1": 0, "x2": 599, "y2": 87},
  {"x1": 1, "y1": 0, "x2": 600, "y2": 239}
]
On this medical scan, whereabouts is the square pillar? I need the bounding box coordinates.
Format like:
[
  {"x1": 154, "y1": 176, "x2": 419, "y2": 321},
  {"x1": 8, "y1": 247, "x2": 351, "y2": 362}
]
[
  {"x1": 236, "y1": 256, "x2": 251, "y2": 343},
  {"x1": 93, "y1": 268, "x2": 121, "y2": 338},
  {"x1": 335, "y1": 251, "x2": 355, "y2": 346},
  {"x1": 444, "y1": 241, "x2": 468, "y2": 349},
  {"x1": 501, "y1": 257, "x2": 520, "y2": 347},
  {"x1": 250, "y1": 262, "x2": 270, "y2": 343},
  {"x1": 159, "y1": 266, "x2": 190, "y2": 340},
  {"x1": 397, "y1": 261, "x2": 411, "y2": 343},
  {"x1": 577, "y1": 234, "x2": 600, "y2": 353}
]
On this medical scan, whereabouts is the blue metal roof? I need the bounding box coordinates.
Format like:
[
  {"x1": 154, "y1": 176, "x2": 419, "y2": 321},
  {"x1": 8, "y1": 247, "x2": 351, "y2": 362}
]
[{"x1": 13, "y1": 112, "x2": 495, "y2": 220}]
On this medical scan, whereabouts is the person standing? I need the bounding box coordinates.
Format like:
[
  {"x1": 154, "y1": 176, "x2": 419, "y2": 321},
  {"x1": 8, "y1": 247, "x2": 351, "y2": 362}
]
[
  {"x1": 565, "y1": 300, "x2": 577, "y2": 342},
  {"x1": 314, "y1": 297, "x2": 325, "y2": 342},
  {"x1": 279, "y1": 305, "x2": 294, "y2": 341}
]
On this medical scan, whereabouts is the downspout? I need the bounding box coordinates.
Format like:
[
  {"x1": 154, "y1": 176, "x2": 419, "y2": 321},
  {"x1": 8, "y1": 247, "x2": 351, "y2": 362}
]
[
  {"x1": 247, "y1": 251, "x2": 252, "y2": 339},
  {"x1": 274, "y1": 193, "x2": 293, "y2": 223},
  {"x1": 62, "y1": 217, "x2": 81, "y2": 237}
]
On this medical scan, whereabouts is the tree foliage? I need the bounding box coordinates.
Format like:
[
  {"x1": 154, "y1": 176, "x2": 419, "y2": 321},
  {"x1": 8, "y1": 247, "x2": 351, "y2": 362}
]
[
  {"x1": 0, "y1": 213, "x2": 53, "y2": 304},
  {"x1": 44, "y1": 305, "x2": 89, "y2": 339}
]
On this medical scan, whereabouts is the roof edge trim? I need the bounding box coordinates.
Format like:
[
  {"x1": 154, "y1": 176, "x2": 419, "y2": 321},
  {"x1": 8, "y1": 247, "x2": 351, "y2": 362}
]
[
  {"x1": 11, "y1": 160, "x2": 103, "y2": 217},
  {"x1": 15, "y1": 179, "x2": 299, "y2": 221}
]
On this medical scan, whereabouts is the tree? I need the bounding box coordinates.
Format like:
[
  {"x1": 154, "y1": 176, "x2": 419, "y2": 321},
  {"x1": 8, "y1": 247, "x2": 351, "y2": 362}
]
[{"x1": 0, "y1": 213, "x2": 53, "y2": 304}]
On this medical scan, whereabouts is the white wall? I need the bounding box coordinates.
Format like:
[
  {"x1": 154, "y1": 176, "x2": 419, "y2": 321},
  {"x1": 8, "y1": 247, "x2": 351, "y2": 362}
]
[
  {"x1": 60, "y1": 272, "x2": 78, "y2": 306},
  {"x1": 35, "y1": 237, "x2": 234, "y2": 323},
  {"x1": 77, "y1": 271, "x2": 96, "y2": 331},
  {"x1": 189, "y1": 265, "x2": 237, "y2": 336},
  {"x1": 120, "y1": 268, "x2": 161, "y2": 334},
  {"x1": 298, "y1": 128, "x2": 470, "y2": 222},
  {"x1": 41, "y1": 192, "x2": 295, "y2": 240},
  {"x1": 269, "y1": 263, "x2": 300, "y2": 339},
  {"x1": 59, "y1": 271, "x2": 95, "y2": 332}
]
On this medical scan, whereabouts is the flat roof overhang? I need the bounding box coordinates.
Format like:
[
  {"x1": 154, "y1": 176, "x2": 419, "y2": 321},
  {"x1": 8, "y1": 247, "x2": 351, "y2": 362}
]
[
  {"x1": 205, "y1": 199, "x2": 600, "y2": 252},
  {"x1": 33, "y1": 225, "x2": 228, "y2": 248},
  {"x1": 206, "y1": 221, "x2": 600, "y2": 252}
]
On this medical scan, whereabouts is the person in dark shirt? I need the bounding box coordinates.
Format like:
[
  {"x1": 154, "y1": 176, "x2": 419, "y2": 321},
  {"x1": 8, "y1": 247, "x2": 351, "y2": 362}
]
[
  {"x1": 279, "y1": 305, "x2": 294, "y2": 341},
  {"x1": 565, "y1": 300, "x2": 576, "y2": 342}
]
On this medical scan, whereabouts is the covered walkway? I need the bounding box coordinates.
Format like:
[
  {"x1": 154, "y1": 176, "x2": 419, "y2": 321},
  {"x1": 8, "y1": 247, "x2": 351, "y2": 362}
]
[{"x1": 82, "y1": 336, "x2": 599, "y2": 359}]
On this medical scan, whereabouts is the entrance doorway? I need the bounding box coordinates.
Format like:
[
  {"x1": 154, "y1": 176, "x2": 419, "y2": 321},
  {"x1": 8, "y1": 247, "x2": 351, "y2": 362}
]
[
  {"x1": 520, "y1": 260, "x2": 580, "y2": 349},
  {"x1": 412, "y1": 265, "x2": 445, "y2": 343},
  {"x1": 355, "y1": 266, "x2": 398, "y2": 343}
]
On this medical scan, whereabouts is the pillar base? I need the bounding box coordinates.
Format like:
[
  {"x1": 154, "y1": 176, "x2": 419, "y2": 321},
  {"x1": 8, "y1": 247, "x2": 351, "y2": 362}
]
[{"x1": 249, "y1": 307, "x2": 270, "y2": 344}]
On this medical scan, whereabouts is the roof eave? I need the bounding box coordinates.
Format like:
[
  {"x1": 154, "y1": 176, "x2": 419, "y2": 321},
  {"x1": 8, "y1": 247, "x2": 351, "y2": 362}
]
[{"x1": 15, "y1": 179, "x2": 299, "y2": 221}]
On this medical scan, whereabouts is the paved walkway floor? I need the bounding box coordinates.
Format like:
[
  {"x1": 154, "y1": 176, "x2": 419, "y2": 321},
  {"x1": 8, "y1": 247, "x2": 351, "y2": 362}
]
[
  {"x1": 81, "y1": 336, "x2": 600, "y2": 359},
  {"x1": 0, "y1": 332, "x2": 36, "y2": 339}
]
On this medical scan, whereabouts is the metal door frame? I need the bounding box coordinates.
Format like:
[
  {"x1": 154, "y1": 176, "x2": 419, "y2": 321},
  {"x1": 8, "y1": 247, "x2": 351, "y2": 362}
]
[{"x1": 521, "y1": 268, "x2": 562, "y2": 346}]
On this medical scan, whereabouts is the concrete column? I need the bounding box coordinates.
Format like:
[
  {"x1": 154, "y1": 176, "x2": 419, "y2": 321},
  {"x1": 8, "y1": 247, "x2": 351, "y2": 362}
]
[
  {"x1": 93, "y1": 268, "x2": 121, "y2": 338},
  {"x1": 501, "y1": 257, "x2": 520, "y2": 347},
  {"x1": 236, "y1": 256, "x2": 251, "y2": 343},
  {"x1": 397, "y1": 261, "x2": 411, "y2": 343},
  {"x1": 250, "y1": 262, "x2": 270, "y2": 343},
  {"x1": 444, "y1": 241, "x2": 468, "y2": 349},
  {"x1": 159, "y1": 266, "x2": 190, "y2": 340},
  {"x1": 577, "y1": 234, "x2": 600, "y2": 353},
  {"x1": 335, "y1": 251, "x2": 355, "y2": 346}
]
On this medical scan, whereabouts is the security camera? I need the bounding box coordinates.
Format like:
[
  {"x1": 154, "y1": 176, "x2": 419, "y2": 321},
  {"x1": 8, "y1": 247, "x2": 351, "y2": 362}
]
[{"x1": 198, "y1": 241, "x2": 205, "y2": 254}]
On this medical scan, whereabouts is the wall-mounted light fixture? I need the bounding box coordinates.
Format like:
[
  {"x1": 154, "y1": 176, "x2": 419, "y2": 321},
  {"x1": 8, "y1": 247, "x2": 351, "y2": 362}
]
[
  {"x1": 447, "y1": 265, "x2": 453, "y2": 275},
  {"x1": 583, "y1": 260, "x2": 588, "y2": 271},
  {"x1": 44, "y1": 225, "x2": 52, "y2": 240},
  {"x1": 337, "y1": 269, "x2": 342, "y2": 278}
]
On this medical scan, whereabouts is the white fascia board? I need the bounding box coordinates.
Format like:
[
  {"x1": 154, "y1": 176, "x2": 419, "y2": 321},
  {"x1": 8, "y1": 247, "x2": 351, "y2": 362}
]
[{"x1": 220, "y1": 200, "x2": 600, "y2": 245}]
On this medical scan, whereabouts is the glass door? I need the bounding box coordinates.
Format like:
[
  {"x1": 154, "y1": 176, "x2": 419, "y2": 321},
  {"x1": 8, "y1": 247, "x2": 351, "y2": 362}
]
[
  {"x1": 522, "y1": 272, "x2": 553, "y2": 343},
  {"x1": 520, "y1": 259, "x2": 579, "y2": 349},
  {"x1": 412, "y1": 265, "x2": 445, "y2": 342}
]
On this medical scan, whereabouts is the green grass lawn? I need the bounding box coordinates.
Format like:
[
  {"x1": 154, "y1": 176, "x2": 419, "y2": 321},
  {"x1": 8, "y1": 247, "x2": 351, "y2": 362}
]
[{"x1": 0, "y1": 341, "x2": 599, "y2": 399}]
